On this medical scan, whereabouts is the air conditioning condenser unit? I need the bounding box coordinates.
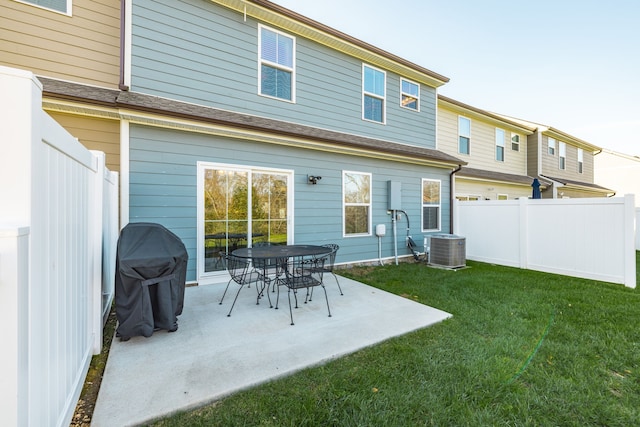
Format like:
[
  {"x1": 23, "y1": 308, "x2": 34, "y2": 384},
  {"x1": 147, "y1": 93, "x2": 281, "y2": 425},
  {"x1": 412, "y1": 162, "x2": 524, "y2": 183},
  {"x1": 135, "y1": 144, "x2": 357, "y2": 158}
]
[{"x1": 428, "y1": 234, "x2": 466, "y2": 268}]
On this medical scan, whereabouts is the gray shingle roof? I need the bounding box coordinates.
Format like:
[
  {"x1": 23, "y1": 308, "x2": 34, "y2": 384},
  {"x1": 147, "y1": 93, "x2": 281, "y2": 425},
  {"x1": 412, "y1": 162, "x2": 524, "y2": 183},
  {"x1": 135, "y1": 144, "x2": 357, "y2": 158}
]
[{"x1": 39, "y1": 76, "x2": 466, "y2": 167}]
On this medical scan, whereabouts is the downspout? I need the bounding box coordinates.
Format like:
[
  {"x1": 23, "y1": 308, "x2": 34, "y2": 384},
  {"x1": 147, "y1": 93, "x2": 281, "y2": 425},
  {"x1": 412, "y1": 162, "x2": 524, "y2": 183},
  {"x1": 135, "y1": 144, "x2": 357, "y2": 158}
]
[
  {"x1": 450, "y1": 164, "x2": 463, "y2": 234},
  {"x1": 119, "y1": 0, "x2": 129, "y2": 91}
]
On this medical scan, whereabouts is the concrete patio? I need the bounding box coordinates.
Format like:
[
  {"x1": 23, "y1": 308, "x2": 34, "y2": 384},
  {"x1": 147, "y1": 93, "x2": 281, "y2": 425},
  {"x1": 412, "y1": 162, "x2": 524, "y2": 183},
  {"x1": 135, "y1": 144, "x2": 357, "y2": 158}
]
[{"x1": 91, "y1": 275, "x2": 452, "y2": 426}]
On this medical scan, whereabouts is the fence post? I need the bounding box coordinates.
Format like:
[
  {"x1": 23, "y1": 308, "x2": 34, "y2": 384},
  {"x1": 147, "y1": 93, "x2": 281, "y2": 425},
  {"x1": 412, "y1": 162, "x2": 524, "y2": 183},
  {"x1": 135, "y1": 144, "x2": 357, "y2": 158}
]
[
  {"x1": 0, "y1": 66, "x2": 41, "y2": 225},
  {"x1": 0, "y1": 228, "x2": 30, "y2": 427},
  {"x1": 519, "y1": 197, "x2": 528, "y2": 269},
  {"x1": 90, "y1": 151, "x2": 105, "y2": 353},
  {"x1": 623, "y1": 194, "x2": 636, "y2": 288},
  {"x1": 635, "y1": 207, "x2": 640, "y2": 251}
]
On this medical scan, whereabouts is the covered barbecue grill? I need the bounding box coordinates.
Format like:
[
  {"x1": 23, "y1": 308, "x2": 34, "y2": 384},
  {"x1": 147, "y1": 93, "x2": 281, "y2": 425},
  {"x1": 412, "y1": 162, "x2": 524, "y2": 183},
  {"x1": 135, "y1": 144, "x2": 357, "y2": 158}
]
[{"x1": 115, "y1": 222, "x2": 188, "y2": 340}]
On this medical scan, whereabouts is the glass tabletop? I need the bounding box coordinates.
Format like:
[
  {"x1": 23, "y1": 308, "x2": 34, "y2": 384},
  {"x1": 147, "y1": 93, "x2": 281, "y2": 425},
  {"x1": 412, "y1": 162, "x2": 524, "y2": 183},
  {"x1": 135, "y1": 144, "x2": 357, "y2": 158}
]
[{"x1": 232, "y1": 244, "x2": 331, "y2": 259}]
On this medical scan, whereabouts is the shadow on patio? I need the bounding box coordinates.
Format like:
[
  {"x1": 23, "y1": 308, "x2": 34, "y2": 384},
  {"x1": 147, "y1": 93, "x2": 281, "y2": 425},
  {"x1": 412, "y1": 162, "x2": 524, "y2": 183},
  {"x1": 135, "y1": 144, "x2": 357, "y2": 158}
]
[{"x1": 91, "y1": 275, "x2": 451, "y2": 426}]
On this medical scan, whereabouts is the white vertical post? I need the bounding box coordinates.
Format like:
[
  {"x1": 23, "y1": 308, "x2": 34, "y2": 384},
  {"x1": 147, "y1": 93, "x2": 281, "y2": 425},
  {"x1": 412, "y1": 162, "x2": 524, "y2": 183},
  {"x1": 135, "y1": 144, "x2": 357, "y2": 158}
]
[
  {"x1": 519, "y1": 197, "x2": 528, "y2": 269},
  {"x1": 0, "y1": 228, "x2": 30, "y2": 427},
  {"x1": 0, "y1": 66, "x2": 41, "y2": 225},
  {"x1": 623, "y1": 194, "x2": 636, "y2": 288},
  {"x1": 90, "y1": 151, "x2": 106, "y2": 353},
  {"x1": 635, "y1": 207, "x2": 640, "y2": 251},
  {"x1": 452, "y1": 197, "x2": 459, "y2": 236},
  {"x1": 0, "y1": 66, "x2": 41, "y2": 427}
]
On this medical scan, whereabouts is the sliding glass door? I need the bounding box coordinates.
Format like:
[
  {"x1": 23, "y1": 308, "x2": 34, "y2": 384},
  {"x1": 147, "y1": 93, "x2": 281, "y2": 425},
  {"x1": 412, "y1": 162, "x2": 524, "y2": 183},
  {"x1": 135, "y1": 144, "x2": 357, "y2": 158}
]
[{"x1": 197, "y1": 163, "x2": 292, "y2": 282}]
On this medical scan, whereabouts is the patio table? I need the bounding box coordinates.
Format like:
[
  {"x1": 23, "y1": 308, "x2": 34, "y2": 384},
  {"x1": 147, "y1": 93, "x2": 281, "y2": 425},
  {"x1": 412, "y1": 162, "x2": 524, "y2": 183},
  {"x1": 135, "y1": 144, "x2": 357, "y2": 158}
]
[{"x1": 232, "y1": 245, "x2": 332, "y2": 308}]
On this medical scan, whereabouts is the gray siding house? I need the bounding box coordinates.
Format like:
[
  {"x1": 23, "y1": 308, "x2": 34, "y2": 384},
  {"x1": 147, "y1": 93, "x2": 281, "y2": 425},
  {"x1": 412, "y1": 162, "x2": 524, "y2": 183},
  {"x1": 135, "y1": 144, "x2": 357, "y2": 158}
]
[{"x1": 122, "y1": 0, "x2": 464, "y2": 284}]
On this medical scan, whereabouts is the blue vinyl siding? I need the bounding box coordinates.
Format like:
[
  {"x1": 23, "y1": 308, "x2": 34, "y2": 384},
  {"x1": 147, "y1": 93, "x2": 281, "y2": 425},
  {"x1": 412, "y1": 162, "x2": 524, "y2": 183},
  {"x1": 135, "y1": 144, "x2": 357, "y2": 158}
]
[
  {"x1": 131, "y1": 0, "x2": 437, "y2": 149},
  {"x1": 129, "y1": 125, "x2": 451, "y2": 282}
]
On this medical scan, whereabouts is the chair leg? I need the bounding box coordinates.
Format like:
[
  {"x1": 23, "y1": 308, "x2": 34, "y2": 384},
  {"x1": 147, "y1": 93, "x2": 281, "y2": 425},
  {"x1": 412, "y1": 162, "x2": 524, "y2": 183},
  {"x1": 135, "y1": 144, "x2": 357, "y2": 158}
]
[
  {"x1": 226, "y1": 284, "x2": 245, "y2": 317},
  {"x1": 287, "y1": 288, "x2": 294, "y2": 325},
  {"x1": 321, "y1": 284, "x2": 332, "y2": 318},
  {"x1": 219, "y1": 279, "x2": 233, "y2": 305},
  {"x1": 332, "y1": 272, "x2": 344, "y2": 295},
  {"x1": 263, "y1": 279, "x2": 273, "y2": 308},
  {"x1": 275, "y1": 278, "x2": 281, "y2": 309}
]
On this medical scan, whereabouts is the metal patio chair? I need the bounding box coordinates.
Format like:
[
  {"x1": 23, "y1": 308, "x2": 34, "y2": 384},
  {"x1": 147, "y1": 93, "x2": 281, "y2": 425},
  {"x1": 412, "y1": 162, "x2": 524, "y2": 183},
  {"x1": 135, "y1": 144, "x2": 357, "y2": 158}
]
[
  {"x1": 283, "y1": 254, "x2": 331, "y2": 325},
  {"x1": 219, "y1": 252, "x2": 264, "y2": 316},
  {"x1": 308, "y1": 244, "x2": 343, "y2": 302}
]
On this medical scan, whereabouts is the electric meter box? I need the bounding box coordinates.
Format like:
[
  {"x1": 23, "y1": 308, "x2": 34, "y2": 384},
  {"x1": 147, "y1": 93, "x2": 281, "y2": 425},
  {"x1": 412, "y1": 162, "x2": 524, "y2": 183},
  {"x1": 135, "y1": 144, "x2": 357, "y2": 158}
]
[{"x1": 388, "y1": 181, "x2": 401, "y2": 211}]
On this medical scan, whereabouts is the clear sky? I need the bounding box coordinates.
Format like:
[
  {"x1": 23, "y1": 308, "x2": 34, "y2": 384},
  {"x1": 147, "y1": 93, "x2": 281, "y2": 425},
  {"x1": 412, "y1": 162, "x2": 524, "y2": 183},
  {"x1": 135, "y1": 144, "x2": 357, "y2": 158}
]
[{"x1": 274, "y1": 0, "x2": 640, "y2": 155}]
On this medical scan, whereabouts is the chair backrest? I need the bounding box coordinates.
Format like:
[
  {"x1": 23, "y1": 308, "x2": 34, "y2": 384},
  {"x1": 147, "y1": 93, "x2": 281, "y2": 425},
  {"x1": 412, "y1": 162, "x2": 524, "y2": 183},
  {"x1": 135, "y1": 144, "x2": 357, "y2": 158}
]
[
  {"x1": 285, "y1": 254, "x2": 325, "y2": 289},
  {"x1": 221, "y1": 252, "x2": 259, "y2": 285},
  {"x1": 321, "y1": 244, "x2": 339, "y2": 272}
]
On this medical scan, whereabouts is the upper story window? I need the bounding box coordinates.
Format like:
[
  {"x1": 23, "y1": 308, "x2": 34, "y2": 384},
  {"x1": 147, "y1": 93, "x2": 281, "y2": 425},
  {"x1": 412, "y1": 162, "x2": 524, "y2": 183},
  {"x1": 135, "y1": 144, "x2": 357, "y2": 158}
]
[
  {"x1": 343, "y1": 171, "x2": 371, "y2": 236},
  {"x1": 511, "y1": 133, "x2": 520, "y2": 151},
  {"x1": 459, "y1": 116, "x2": 471, "y2": 155},
  {"x1": 548, "y1": 137, "x2": 556, "y2": 155},
  {"x1": 15, "y1": 0, "x2": 71, "y2": 14},
  {"x1": 577, "y1": 148, "x2": 584, "y2": 173},
  {"x1": 259, "y1": 25, "x2": 295, "y2": 102},
  {"x1": 422, "y1": 179, "x2": 441, "y2": 231},
  {"x1": 400, "y1": 79, "x2": 420, "y2": 111},
  {"x1": 495, "y1": 128, "x2": 505, "y2": 162},
  {"x1": 559, "y1": 141, "x2": 566, "y2": 170},
  {"x1": 363, "y1": 65, "x2": 386, "y2": 123}
]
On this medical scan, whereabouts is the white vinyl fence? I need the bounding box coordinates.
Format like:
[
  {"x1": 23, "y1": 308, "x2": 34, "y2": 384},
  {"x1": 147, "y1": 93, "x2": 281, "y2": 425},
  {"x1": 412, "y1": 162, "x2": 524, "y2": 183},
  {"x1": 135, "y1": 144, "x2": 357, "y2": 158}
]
[
  {"x1": 636, "y1": 208, "x2": 640, "y2": 251},
  {"x1": 0, "y1": 67, "x2": 119, "y2": 427},
  {"x1": 455, "y1": 195, "x2": 636, "y2": 288}
]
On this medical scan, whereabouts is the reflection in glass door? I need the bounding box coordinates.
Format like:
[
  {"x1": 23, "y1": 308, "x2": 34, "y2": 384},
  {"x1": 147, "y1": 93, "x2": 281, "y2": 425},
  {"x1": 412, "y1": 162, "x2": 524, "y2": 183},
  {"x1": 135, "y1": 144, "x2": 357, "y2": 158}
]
[{"x1": 199, "y1": 164, "x2": 291, "y2": 278}]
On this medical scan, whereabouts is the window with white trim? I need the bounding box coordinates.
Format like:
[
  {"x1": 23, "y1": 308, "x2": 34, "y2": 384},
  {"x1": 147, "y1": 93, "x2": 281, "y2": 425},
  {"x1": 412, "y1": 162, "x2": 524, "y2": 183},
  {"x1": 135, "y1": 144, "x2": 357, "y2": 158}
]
[
  {"x1": 422, "y1": 179, "x2": 441, "y2": 231},
  {"x1": 559, "y1": 141, "x2": 566, "y2": 170},
  {"x1": 259, "y1": 25, "x2": 295, "y2": 102},
  {"x1": 363, "y1": 65, "x2": 385, "y2": 123},
  {"x1": 496, "y1": 128, "x2": 505, "y2": 162},
  {"x1": 548, "y1": 137, "x2": 556, "y2": 155},
  {"x1": 15, "y1": 0, "x2": 70, "y2": 14},
  {"x1": 343, "y1": 171, "x2": 371, "y2": 236},
  {"x1": 577, "y1": 148, "x2": 584, "y2": 173},
  {"x1": 511, "y1": 133, "x2": 520, "y2": 151},
  {"x1": 459, "y1": 116, "x2": 471, "y2": 155},
  {"x1": 400, "y1": 78, "x2": 419, "y2": 111}
]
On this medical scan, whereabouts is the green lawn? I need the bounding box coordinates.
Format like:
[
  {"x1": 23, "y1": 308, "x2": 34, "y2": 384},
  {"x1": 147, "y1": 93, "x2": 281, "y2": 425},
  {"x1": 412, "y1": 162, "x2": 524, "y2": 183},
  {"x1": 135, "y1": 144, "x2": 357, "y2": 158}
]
[{"x1": 151, "y1": 254, "x2": 640, "y2": 426}]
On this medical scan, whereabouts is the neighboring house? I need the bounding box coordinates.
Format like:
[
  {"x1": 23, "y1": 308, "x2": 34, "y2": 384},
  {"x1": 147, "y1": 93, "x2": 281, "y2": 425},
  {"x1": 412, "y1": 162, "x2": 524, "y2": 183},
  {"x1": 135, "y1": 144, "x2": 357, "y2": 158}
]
[
  {"x1": 1, "y1": 0, "x2": 122, "y2": 172},
  {"x1": 595, "y1": 149, "x2": 640, "y2": 206},
  {"x1": 4, "y1": 0, "x2": 466, "y2": 284},
  {"x1": 437, "y1": 95, "x2": 541, "y2": 200},
  {"x1": 527, "y1": 124, "x2": 614, "y2": 198}
]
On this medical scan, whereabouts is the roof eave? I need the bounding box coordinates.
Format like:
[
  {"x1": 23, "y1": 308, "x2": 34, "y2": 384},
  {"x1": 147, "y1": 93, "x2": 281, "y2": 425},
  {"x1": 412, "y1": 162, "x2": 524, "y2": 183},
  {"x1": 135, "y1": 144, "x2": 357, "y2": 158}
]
[{"x1": 213, "y1": 0, "x2": 449, "y2": 88}]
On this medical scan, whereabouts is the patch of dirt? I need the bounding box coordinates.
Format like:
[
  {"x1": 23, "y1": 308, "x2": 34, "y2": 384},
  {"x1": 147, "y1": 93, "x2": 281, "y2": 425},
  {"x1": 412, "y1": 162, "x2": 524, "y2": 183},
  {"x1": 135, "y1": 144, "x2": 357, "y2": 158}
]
[{"x1": 70, "y1": 307, "x2": 117, "y2": 426}]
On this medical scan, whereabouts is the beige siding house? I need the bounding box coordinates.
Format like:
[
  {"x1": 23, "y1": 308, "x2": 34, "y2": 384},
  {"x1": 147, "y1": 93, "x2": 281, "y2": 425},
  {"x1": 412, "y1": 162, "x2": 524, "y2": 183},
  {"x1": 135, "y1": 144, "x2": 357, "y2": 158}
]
[
  {"x1": 522, "y1": 124, "x2": 613, "y2": 198},
  {"x1": 438, "y1": 95, "x2": 539, "y2": 200},
  {"x1": 1, "y1": 0, "x2": 122, "y2": 171}
]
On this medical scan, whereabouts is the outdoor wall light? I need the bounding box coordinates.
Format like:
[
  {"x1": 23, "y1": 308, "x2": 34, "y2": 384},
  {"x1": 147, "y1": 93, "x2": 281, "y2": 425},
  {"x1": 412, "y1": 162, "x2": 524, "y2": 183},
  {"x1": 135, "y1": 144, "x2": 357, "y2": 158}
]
[{"x1": 308, "y1": 175, "x2": 322, "y2": 184}]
